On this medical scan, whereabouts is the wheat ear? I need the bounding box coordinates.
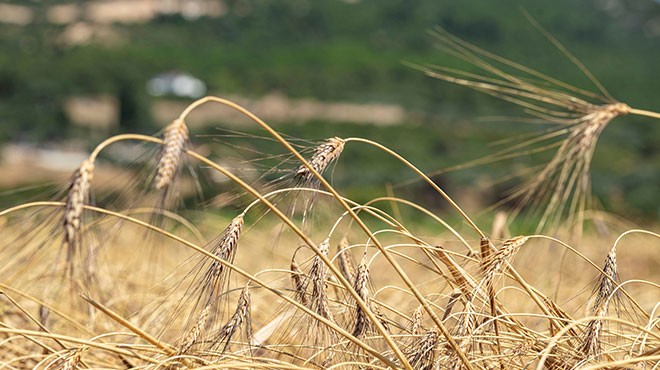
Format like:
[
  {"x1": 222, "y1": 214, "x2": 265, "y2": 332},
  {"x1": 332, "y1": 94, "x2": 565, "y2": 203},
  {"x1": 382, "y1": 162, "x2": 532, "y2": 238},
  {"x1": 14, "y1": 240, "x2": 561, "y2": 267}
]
[
  {"x1": 62, "y1": 349, "x2": 82, "y2": 370},
  {"x1": 483, "y1": 236, "x2": 530, "y2": 287},
  {"x1": 448, "y1": 300, "x2": 477, "y2": 370},
  {"x1": 309, "y1": 239, "x2": 333, "y2": 321},
  {"x1": 352, "y1": 256, "x2": 371, "y2": 338},
  {"x1": 290, "y1": 254, "x2": 309, "y2": 306},
  {"x1": 411, "y1": 305, "x2": 424, "y2": 336},
  {"x1": 337, "y1": 237, "x2": 357, "y2": 285},
  {"x1": 62, "y1": 159, "x2": 94, "y2": 266},
  {"x1": 47, "y1": 348, "x2": 83, "y2": 370},
  {"x1": 422, "y1": 28, "x2": 636, "y2": 232},
  {"x1": 406, "y1": 328, "x2": 439, "y2": 370},
  {"x1": 179, "y1": 304, "x2": 211, "y2": 355},
  {"x1": 155, "y1": 118, "x2": 189, "y2": 190},
  {"x1": 202, "y1": 215, "x2": 244, "y2": 304},
  {"x1": 580, "y1": 248, "x2": 618, "y2": 359},
  {"x1": 214, "y1": 284, "x2": 252, "y2": 353},
  {"x1": 295, "y1": 137, "x2": 345, "y2": 183}
]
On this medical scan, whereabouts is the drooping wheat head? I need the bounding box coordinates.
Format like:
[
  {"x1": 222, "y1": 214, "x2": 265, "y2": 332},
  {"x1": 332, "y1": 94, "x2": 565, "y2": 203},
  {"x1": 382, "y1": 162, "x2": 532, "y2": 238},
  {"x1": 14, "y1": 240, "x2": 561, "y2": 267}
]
[
  {"x1": 506, "y1": 103, "x2": 630, "y2": 231},
  {"x1": 422, "y1": 27, "x2": 638, "y2": 232},
  {"x1": 294, "y1": 137, "x2": 345, "y2": 185}
]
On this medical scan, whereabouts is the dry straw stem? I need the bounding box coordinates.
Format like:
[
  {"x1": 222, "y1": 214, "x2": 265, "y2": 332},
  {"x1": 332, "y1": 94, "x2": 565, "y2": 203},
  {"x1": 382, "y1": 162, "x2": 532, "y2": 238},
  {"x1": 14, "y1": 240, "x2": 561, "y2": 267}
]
[
  {"x1": 360, "y1": 196, "x2": 474, "y2": 253},
  {"x1": 2, "y1": 291, "x2": 97, "y2": 367},
  {"x1": 535, "y1": 315, "x2": 660, "y2": 370},
  {"x1": 0, "y1": 327, "x2": 158, "y2": 364},
  {"x1": 155, "y1": 118, "x2": 189, "y2": 190},
  {"x1": 0, "y1": 282, "x2": 94, "y2": 335},
  {"x1": 80, "y1": 295, "x2": 178, "y2": 357},
  {"x1": 344, "y1": 137, "x2": 486, "y2": 240},
  {"x1": 0, "y1": 291, "x2": 69, "y2": 352},
  {"x1": 433, "y1": 246, "x2": 477, "y2": 299}
]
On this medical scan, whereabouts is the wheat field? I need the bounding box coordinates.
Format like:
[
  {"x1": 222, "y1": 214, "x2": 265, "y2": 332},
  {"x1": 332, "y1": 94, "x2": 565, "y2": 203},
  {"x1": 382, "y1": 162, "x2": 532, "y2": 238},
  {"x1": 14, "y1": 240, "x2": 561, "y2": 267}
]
[{"x1": 1, "y1": 30, "x2": 659, "y2": 370}]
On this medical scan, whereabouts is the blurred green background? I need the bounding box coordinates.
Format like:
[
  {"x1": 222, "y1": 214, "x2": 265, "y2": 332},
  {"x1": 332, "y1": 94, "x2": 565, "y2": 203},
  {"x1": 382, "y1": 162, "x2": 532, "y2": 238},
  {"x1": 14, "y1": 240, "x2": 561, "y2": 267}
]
[{"x1": 0, "y1": 0, "x2": 658, "y2": 223}]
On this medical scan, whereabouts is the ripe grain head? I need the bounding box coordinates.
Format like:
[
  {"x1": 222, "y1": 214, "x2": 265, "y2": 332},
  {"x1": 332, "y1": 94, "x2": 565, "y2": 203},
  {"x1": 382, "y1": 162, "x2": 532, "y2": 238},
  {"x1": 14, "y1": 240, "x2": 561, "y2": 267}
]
[{"x1": 155, "y1": 118, "x2": 189, "y2": 191}]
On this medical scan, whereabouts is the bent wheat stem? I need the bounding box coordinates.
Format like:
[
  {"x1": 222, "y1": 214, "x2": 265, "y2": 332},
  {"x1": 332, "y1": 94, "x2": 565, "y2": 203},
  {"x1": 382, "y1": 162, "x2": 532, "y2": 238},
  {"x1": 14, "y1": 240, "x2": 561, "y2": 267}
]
[{"x1": 344, "y1": 137, "x2": 486, "y2": 240}]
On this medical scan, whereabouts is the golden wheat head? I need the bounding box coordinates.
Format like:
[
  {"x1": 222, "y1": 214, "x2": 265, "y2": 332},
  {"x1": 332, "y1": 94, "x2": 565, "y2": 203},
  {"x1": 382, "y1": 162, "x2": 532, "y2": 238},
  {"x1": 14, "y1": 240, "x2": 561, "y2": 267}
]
[{"x1": 155, "y1": 118, "x2": 189, "y2": 190}]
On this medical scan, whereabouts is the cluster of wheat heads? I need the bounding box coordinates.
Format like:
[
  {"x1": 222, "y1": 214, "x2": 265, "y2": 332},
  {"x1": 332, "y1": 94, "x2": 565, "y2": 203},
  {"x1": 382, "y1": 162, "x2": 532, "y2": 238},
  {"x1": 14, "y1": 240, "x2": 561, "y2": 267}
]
[{"x1": 0, "y1": 95, "x2": 657, "y2": 369}]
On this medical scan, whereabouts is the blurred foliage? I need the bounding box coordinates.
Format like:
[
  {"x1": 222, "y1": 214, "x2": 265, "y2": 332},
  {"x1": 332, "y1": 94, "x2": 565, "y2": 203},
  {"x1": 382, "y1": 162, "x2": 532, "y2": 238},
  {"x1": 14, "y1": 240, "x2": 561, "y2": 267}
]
[{"x1": 0, "y1": 0, "x2": 658, "y2": 220}]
